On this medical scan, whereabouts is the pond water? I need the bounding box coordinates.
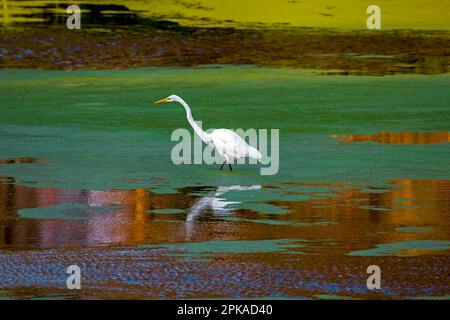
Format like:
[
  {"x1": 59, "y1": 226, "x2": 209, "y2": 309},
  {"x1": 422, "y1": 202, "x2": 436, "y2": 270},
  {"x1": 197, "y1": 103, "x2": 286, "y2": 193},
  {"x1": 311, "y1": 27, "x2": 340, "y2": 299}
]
[{"x1": 0, "y1": 66, "x2": 449, "y2": 299}]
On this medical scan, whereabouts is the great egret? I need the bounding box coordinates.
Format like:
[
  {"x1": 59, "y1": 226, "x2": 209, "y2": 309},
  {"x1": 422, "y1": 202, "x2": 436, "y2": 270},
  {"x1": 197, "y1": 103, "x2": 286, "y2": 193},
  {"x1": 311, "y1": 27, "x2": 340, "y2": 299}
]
[{"x1": 154, "y1": 95, "x2": 262, "y2": 171}]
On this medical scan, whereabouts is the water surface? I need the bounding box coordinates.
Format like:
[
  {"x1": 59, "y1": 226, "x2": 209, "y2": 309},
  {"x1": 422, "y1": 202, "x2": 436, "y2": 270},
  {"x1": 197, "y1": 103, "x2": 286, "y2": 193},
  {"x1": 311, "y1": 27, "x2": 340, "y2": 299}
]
[{"x1": 0, "y1": 67, "x2": 449, "y2": 299}]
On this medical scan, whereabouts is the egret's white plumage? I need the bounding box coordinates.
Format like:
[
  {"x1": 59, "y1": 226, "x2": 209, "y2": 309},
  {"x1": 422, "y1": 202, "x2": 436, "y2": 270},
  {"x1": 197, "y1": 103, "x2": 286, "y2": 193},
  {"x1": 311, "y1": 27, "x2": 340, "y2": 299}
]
[{"x1": 154, "y1": 95, "x2": 262, "y2": 170}]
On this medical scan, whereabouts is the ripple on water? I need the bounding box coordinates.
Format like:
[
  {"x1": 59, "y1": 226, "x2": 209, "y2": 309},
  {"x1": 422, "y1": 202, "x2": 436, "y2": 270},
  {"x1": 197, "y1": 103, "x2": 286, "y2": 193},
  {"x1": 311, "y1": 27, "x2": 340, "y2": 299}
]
[{"x1": 18, "y1": 203, "x2": 122, "y2": 220}]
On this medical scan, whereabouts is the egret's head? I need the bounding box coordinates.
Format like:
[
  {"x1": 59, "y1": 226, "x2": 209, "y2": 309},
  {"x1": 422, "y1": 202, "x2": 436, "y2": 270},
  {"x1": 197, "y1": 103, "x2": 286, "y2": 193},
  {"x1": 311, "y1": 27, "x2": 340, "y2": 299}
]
[{"x1": 154, "y1": 95, "x2": 179, "y2": 104}]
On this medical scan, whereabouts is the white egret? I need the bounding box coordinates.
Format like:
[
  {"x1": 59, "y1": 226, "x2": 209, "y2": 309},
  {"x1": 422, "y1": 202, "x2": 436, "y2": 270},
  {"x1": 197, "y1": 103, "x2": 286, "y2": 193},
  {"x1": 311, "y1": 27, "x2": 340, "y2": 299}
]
[{"x1": 154, "y1": 95, "x2": 262, "y2": 171}]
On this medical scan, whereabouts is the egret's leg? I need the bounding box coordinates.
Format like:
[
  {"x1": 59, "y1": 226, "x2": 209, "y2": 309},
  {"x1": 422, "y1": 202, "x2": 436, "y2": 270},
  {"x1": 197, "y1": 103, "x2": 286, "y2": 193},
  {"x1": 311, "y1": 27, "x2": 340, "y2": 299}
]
[
  {"x1": 228, "y1": 164, "x2": 232, "y2": 171},
  {"x1": 220, "y1": 161, "x2": 226, "y2": 170}
]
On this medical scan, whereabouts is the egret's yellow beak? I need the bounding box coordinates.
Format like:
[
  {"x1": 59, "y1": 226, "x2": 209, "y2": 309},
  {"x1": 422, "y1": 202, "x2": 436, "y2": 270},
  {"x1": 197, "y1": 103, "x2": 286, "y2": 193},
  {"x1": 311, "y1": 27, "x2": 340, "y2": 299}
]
[{"x1": 154, "y1": 97, "x2": 170, "y2": 104}]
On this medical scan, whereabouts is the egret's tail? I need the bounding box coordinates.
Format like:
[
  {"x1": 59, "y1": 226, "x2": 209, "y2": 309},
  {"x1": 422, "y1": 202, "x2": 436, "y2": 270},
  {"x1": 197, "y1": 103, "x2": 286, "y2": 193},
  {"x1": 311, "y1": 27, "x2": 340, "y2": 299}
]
[{"x1": 246, "y1": 146, "x2": 262, "y2": 161}]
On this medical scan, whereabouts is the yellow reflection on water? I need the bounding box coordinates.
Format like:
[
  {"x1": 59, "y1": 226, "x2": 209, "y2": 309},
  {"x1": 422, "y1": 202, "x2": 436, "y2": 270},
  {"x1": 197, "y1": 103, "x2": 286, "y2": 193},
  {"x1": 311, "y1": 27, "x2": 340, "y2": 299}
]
[
  {"x1": 2, "y1": 0, "x2": 450, "y2": 29},
  {"x1": 117, "y1": 0, "x2": 450, "y2": 30}
]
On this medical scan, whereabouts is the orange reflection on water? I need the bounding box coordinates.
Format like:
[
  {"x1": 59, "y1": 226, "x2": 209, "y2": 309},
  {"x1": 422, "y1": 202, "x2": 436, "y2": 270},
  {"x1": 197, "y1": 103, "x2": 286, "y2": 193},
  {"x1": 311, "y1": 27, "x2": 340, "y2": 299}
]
[
  {"x1": 0, "y1": 157, "x2": 43, "y2": 164},
  {"x1": 1, "y1": 177, "x2": 449, "y2": 299},
  {"x1": 0, "y1": 178, "x2": 199, "y2": 247},
  {"x1": 1, "y1": 177, "x2": 449, "y2": 251},
  {"x1": 331, "y1": 131, "x2": 450, "y2": 144},
  {"x1": 269, "y1": 179, "x2": 450, "y2": 253}
]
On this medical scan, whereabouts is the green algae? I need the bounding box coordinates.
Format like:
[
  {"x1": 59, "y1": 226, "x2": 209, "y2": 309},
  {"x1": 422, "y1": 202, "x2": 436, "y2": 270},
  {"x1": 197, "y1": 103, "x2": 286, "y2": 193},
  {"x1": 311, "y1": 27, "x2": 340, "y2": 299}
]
[
  {"x1": 148, "y1": 209, "x2": 186, "y2": 214},
  {"x1": 395, "y1": 227, "x2": 431, "y2": 232},
  {"x1": 18, "y1": 203, "x2": 117, "y2": 220},
  {"x1": 347, "y1": 240, "x2": 450, "y2": 256},
  {"x1": 217, "y1": 216, "x2": 336, "y2": 227},
  {"x1": 140, "y1": 238, "x2": 309, "y2": 254}
]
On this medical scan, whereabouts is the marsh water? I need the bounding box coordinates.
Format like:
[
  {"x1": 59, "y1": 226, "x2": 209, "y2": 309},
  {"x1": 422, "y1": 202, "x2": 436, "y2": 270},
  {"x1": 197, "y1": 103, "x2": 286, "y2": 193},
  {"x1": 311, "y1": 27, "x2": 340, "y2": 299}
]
[{"x1": 0, "y1": 66, "x2": 449, "y2": 299}]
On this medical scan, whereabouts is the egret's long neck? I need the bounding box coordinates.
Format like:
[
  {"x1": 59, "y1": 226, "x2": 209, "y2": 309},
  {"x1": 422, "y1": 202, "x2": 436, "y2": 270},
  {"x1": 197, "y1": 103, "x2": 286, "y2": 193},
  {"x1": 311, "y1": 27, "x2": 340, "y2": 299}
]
[{"x1": 177, "y1": 98, "x2": 210, "y2": 144}]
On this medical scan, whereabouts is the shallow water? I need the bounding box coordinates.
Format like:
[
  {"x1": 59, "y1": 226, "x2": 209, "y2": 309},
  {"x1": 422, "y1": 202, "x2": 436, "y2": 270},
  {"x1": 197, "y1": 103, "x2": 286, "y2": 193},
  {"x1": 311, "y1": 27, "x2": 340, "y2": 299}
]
[
  {"x1": 0, "y1": 67, "x2": 449, "y2": 299},
  {"x1": 331, "y1": 131, "x2": 450, "y2": 144}
]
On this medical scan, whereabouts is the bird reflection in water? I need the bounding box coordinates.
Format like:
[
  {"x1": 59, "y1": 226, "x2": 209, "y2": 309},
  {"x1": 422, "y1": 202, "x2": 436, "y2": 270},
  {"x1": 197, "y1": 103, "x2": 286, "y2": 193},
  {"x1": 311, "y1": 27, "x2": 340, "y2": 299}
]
[
  {"x1": 185, "y1": 185, "x2": 261, "y2": 240},
  {"x1": 187, "y1": 185, "x2": 262, "y2": 221},
  {"x1": 0, "y1": 178, "x2": 262, "y2": 246}
]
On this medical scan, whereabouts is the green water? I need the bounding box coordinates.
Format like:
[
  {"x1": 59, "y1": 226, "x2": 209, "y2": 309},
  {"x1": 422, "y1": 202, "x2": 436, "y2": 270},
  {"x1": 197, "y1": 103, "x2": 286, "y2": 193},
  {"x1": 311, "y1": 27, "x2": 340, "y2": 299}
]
[
  {"x1": 140, "y1": 238, "x2": 309, "y2": 254},
  {"x1": 1, "y1": 66, "x2": 450, "y2": 299},
  {"x1": 395, "y1": 227, "x2": 432, "y2": 233},
  {"x1": 1, "y1": 66, "x2": 449, "y2": 198},
  {"x1": 18, "y1": 202, "x2": 119, "y2": 220},
  {"x1": 149, "y1": 208, "x2": 186, "y2": 214}
]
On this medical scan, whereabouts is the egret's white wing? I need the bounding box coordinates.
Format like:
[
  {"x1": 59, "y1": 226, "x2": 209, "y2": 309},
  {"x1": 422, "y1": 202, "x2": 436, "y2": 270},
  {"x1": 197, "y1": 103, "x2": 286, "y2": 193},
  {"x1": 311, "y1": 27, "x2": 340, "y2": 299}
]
[{"x1": 210, "y1": 129, "x2": 261, "y2": 161}]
